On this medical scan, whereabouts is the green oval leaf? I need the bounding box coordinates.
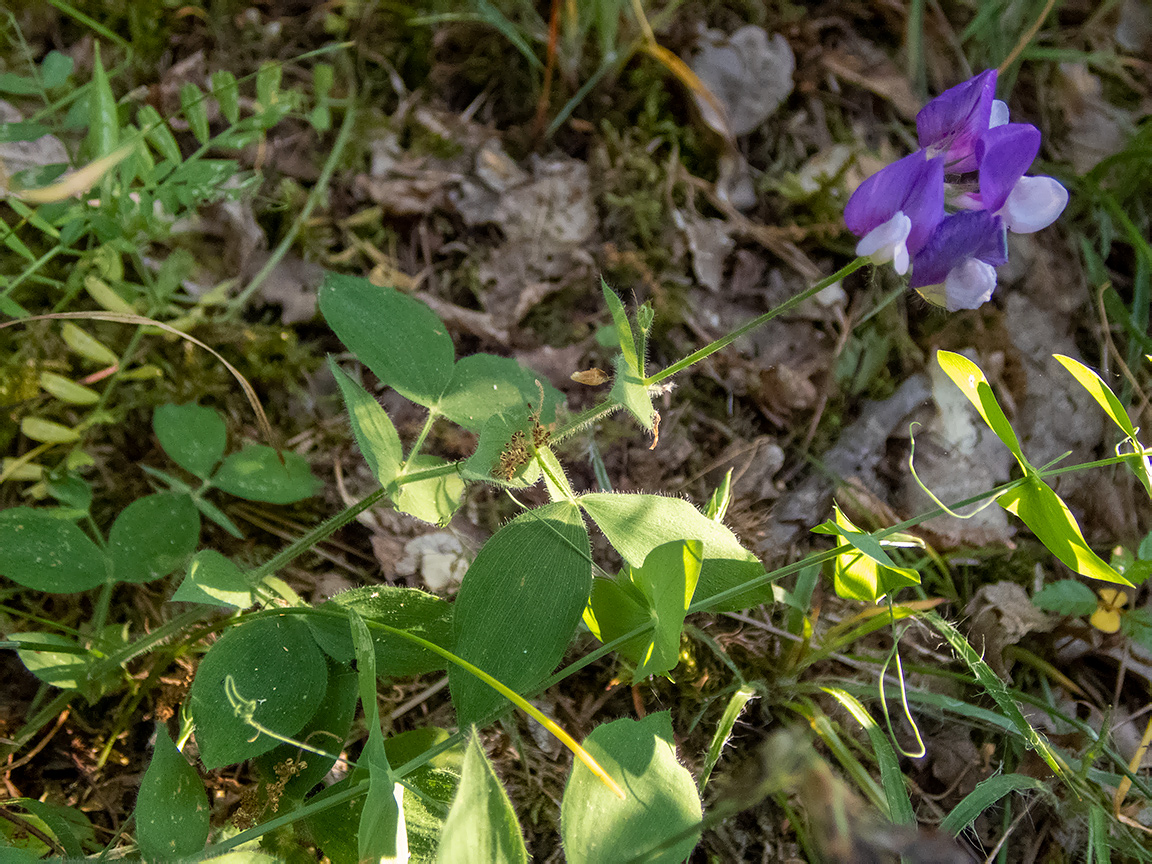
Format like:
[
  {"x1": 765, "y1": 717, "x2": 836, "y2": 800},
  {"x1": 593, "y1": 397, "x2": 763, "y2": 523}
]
[
  {"x1": 319, "y1": 274, "x2": 455, "y2": 409},
  {"x1": 212, "y1": 446, "x2": 320, "y2": 504},
  {"x1": 154, "y1": 403, "x2": 227, "y2": 478},
  {"x1": 561, "y1": 712, "x2": 702, "y2": 864},
  {"x1": 179, "y1": 82, "x2": 210, "y2": 145},
  {"x1": 436, "y1": 353, "x2": 563, "y2": 433},
  {"x1": 109, "y1": 492, "x2": 200, "y2": 584},
  {"x1": 579, "y1": 493, "x2": 769, "y2": 611},
  {"x1": 38, "y1": 371, "x2": 99, "y2": 405},
  {"x1": 254, "y1": 659, "x2": 359, "y2": 803},
  {"x1": 308, "y1": 586, "x2": 454, "y2": 677},
  {"x1": 136, "y1": 726, "x2": 209, "y2": 862},
  {"x1": 188, "y1": 615, "x2": 328, "y2": 768},
  {"x1": 450, "y1": 501, "x2": 592, "y2": 726},
  {"x1": 0, "y1": 508, "x2": 107, "y2": 592}
]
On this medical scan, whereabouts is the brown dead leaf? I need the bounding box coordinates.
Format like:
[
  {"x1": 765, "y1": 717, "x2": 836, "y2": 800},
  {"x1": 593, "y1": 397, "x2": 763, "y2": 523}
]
[
  {"x1": 822, "y1": 48, "x2": 920, "y2": 120},
  {"x1": 965, "y1": 582, "x2": 1054, "y2": 680},
  {"x1": 571, "y1": 368, "x2": 609, "y2": 386}
]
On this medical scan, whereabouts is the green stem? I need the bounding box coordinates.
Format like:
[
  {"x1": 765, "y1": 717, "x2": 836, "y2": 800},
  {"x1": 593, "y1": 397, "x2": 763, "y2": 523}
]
[
  {"x1": 646, "y1": 257, "x2": 869, "y2": 385},
  {"x1": 225, "y1": 65, "x2": 358, "y2": 317},
  {"x1": 401, "y1": 409, "x2": 439, "y2": 472},
  {"x1": 550, "y1": 398, "x2": 622, "y2": 445},
  {"x1": 246, "y1": 486, "x2": 390, "y2": 584}
]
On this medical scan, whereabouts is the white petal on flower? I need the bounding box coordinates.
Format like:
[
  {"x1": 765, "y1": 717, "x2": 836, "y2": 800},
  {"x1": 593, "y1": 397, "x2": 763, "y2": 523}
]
[
  {"x1": 1001, "y1": 176, "x2": 1069, "y2": 233},
  {"x1": 855, "y1": 211, "x2": 912, "y2": 274},
  {"x1": 944, "y1": 258, "x2": 997, "y2": 310},
  {"x1": 990, "y1": 100, "x2": 1010, "y2": 128}
]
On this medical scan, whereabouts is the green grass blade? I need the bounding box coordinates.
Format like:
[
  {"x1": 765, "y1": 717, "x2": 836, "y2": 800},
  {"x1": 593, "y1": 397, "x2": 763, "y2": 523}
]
[{"x1": 939, "y1": 773, "x2": 1053, "y2": 837}]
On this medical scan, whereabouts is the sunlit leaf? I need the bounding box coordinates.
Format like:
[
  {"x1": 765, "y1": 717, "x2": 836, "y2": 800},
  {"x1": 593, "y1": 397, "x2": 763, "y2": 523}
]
[{"x1": 561, "y1": 713, "x2": 702, "y2": 863}]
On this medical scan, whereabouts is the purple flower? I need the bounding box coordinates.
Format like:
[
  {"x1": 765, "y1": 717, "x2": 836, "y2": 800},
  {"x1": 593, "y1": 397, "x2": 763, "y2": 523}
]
[
  {"x1": 910, "y1": 210, "x2": 1008, "y2": 310},
  {"x1": 917, "y1": 69, "x2": 998, "y2": 172},
  {"x1": 844, "y1": 151, "x2": 944, "y2": 275},
  {"x1": 956, "y1": 123, "x2": 1070, "y2": 233}
]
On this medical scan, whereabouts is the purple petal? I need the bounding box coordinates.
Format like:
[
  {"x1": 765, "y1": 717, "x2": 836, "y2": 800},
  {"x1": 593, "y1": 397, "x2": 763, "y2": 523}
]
[
  {"x1": 910, "y1": 210, "x2": 1007, "y2": 289},
  {"x1": 977, "y1": 123, "x2": 1040, "y2": 212},
  {"x1": 844, "y1": 151, "x2": 944, "y2": 253},
  {"x1": 916, "y1": 69, "x2": 997, "y2": 172}
]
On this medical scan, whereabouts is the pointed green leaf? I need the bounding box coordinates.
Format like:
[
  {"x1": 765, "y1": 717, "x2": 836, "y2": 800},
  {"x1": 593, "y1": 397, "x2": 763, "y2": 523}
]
[
  {"x1": 319, "y1": 274, "x2": 455, "y2": 408},
  {"x1": 394, "y1": 454, "x2": 464, "y2": 525},
  {"x1": 109, "y1": 492, "x2": 199, "y2": 584},
  {"x1": 601, "y1": 280, "x2": 639, "y2": 373},
  {"x1": 172, "y1": 550, "x2": 254, "y2": 608},
  {"x1": 537, "y1": 445, "x2": 576, "y2": 503},
  {"x1": 211, "y1": 70, "x2": 239, "y2": 124},
  {"x1": 187, "y1": 616, "x2": 328, "y2": 768},
  {"x1": 561, "y1": 713, "x2": 702, "y2": 864},
  {"x1": 9, "y1": 632, "x2": 89, "y2": 690},
  {"x1": 88, "y1": 42, "x2": 118, "y2": 158},
  {"x1": 212, "y1": 446, "x2": 320, "y2": 504},
  {"x1": 579, "y1": 493, "x2": 769, "y2": 611},
  {"x1": 1054, "y1": 355, "x2": 1138, "y2": 438},
  {"x1": 436, "y1": 730, "x2": 528, "y2": 864},
  {"x1": 349, "y1": 609, "x2": 407, "y2": 863},
  {"x1": 137, "y1": 104, "x2": 182, "y2": 164},
  {"x1": 939, "y1": 773, "x2": 1054, "y2": 837},
  {"x1": 179, "y1": 83, "x2": 210, "y2": 144},
  {"x1": 329, "y1": 359, "x2": 403, "y2": 488},
  {"x1": 21, "y1": 416, "x2": 80, "y2": 443},
  {"x1": 136, "y1": 726, "x2": 209, "y2": 862},
  {"x1": 450, "y1": 501, "x2": 592, "y2": 725},
  {"x1": 936, "y1": 350, "x2": 1028, "y2": 468},
  {"x1": 61, "y1": 322, "x2": 118, "y2": 366},
  {"x1": 629, "y1": 539, "x2": 702, "y2": 679},
  {"x1": 154, "y1": 403, "x2": 227, "y2": 479},
  {"x1": 823, "y1": 505, "x2": 920, "y2": 603},
  {"x1": 999, "y1": 476, "x2": 1127, "y2": 585},
  {"x1": 436, "y1": 353, "x2": 563, "y2": 432},
  {"x1": 583, "y1": 576, "x2": 652, "y2": 665},
  {"x1": 0, "y1": 508, "x2": 108, "y2": 593},
  {"x1": 822, "y1": 687, "x2": 915, "y2": 825}
]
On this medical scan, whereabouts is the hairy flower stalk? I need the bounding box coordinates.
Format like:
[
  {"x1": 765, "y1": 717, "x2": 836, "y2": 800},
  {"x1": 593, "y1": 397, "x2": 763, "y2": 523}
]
[{"x1": 845, "y1": 69, "x2": 1068, "y2": 310}]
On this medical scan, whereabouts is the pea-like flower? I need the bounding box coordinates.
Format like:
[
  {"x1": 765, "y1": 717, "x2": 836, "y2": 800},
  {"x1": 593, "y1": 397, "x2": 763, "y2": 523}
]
[
  {"x1": 843, "y1": 151, "x2": 944, "y2": 274},
  {"x1": 910, "y1": 211, "x2": 1008, "y2": 310},
  {"x1": 843, "y1": 68, "x2": 1069, "y2": 310}
]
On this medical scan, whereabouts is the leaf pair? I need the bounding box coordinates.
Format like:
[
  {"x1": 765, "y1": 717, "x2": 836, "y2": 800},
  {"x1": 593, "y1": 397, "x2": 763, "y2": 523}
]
[
  {"x1": 436, "y1": 713, "x2": 702, "y2": 864},
  {"x1": 935, "y1": 350, "x2": 1128, "y2": 586},
  {"x1": 0, "y1": 491, "x2": 198, "y2": 594},
  {"x1": 321, "y1": 274, "x2": 564, "y2": 522}
]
